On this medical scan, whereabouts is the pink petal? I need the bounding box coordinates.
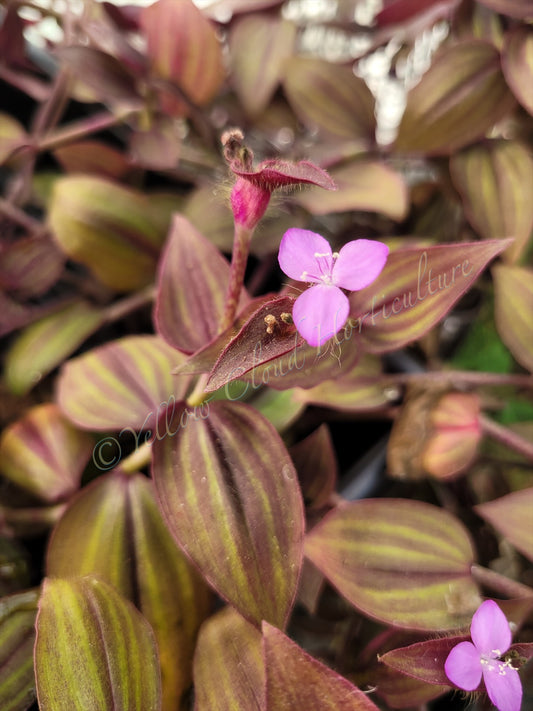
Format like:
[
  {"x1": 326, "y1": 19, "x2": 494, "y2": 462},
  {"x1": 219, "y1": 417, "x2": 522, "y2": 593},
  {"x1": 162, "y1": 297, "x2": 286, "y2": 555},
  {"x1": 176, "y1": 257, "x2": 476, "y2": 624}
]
[
  {"x1": 444, "y1": 641, "x2": 482, "y2": 691},
  {"x1": 332, "y1": 239, "x2": 389, "y2": 291},
  {"x1": 278, "y1": 229, "x2": 333, "y2": 283},
  {"x1": 292, "y1": 284, "x2": 349, "y2": 347},
  {"x1": 483, "y1": 661, "x2": 522, "y2": 711},
  {"x1": 471, "y1": 600, "x2": 512, "y2": 656}
]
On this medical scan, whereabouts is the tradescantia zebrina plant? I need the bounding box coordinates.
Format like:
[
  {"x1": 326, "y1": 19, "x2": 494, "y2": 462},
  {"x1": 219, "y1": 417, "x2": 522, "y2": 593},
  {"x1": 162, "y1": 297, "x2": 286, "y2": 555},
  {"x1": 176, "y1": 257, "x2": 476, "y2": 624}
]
[{"x1": 1, "y1": 0, "x2": 533, "y2": 710}]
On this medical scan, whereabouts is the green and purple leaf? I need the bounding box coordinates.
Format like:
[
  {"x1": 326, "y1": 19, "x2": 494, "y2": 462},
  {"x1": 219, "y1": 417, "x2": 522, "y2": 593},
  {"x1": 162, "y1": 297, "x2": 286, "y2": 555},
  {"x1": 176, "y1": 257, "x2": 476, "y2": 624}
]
[
  {"x1": 502, "y1": 26, "x2": 533, "y2": 116},
  {"x1": 46, "y1": 471, "x2": 210, "y2": 711},
  {"x1": 53, "y1": 140, "x2": 132, "y2": 179},
  {"x1": 194, "y1": 607, "x2": 264, "y2": 711},
  {"x1": 0, "y1": 589, "x2": 39, "y2": 711},
  {"x1": 476, "y1": 488, "x2": 533, "y2": 563},
  {"x1": 305, "y1": 499, "x2": 480, "y2": 630},
  {"x1": 0, "y1": 403, "x2": 93, "y2": 502},
  {"x1": 35, "y1": 577, "x2": 161, "y2": 710},
  {"x1": 282, "y1": 57, "x2": 376, "y2": 142},
  {"x1": 55, "y1": 47, "x2": 141, "y2": 104},
  {"x1": 49, "y1": 175, "x2": 166, "y2": 291},
  {"x1": 395, "y1": 41, "x2": 515, "y2": 154},
  {"x1": 293, "y1": 160, "x2": 409, "y2": 221},
  {"x1": 4, "y1": 300, "x2": 105, "y2": 395},
  {"x1": 155, "y1": 214, "x2": 246, "y2": 354},
  {"x1": 228, "y1": 13, "x2": 296, "y2": 117},
  {"x1": 493, "y1": 265, "x2": 533, "y2": 373},
  {"x1": 141, "y1": 0, "x2": 225, "y2": 116},
  {"x1": 57, "y1": 335, "x2": 192, "y2": 431},
  {"x1": 349, "y1": 239, "x2": 512, "y2": 354},
  {"x1": 450, "y1": 140, "x2": 533, "y2": 264},
  {"x1": 263, "y1": 622, "x2": 379, "y2": 710},
  {"x1": 0, "y1": 237, "x2": 64, "y2": 298},
  {"x1": 152, "y1": 400, "x2": 305, "y2": 629}
]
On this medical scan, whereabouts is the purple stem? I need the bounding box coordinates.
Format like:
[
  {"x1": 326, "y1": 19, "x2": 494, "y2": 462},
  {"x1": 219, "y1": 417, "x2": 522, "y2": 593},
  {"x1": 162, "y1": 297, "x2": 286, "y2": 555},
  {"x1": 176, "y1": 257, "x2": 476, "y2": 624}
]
[
  {"x1": 471, "y1": 565, "x2": 533, "y2": 599},
  {"x1": 221, "y1": 223, "x2": 253, "y2": 331}
]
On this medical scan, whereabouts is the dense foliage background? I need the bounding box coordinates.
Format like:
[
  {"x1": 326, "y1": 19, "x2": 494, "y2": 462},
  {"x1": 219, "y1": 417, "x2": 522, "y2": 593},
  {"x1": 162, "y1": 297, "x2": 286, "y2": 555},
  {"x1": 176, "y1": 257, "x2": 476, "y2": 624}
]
[{"x1": 0, "y1": 0, "x2": 532, "y2": 709}]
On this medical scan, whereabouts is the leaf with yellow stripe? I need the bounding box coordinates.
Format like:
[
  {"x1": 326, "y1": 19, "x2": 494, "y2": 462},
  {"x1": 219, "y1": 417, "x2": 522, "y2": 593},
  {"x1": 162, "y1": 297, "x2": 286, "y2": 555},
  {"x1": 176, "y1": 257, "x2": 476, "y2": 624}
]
[
  {"x1": 476, "y1": 487, "x2": 533, "y2": 563},
  {"x1": 194, "y1": 607, "x2": 264, "y2": 711},
  {"x1": 141, "y1": 0, "x2": 225, "y2": 116},
  {"x1": 0, "y1": 589, "x2": 39, "y2": 711},
  {"x1": 395, "y1": 41, "x2": 515, "y2": 154},
  {"x1": 57, "y1": 335, "x2": 191, "y2": 430},
  {"x1": 450, "y1": 140, "x2": 533, "y2": 264},
  {"x1": 152, "y1": 400, "x2": 305, "y2": 629},
  {"x1": 46, "y1": 472, "x2": 211, "y2": 711},
  {"x1": 263, "y1": 622, "x2": 379, "y2": 710},
  {"x1": 304, "y1": 499, "x2": 480, "y2": 631},
  {"x1": 282, "y1": 57, "x2": 376, "y2": 142},
  {"x1": 493, "y1": 265, "x2": 533, "y2": 373},
  {"x1": 229, "y1": 14, "x2": 295, "y2": 117},
  {"x1": 35, "y1": 577, "x2": 161, "y2": 711},
  {"x1": 293, "y1": 160, "x2": 408, "y2": 222},
  {"x1": 349, "y1": 239, "x2": 511, "y2": 354},
  {"x1": 49, "y1": 175, "x2": 166, "y2": 291},
  {"x1": 0, "y1": 403, "x2": 93, "y2": 502},
  {"x1": 4, "y1": 300, "x2": 104, "y2": 395},
  {"x1": 155, "y1": 214, "x2": 247, "y2": 354}
]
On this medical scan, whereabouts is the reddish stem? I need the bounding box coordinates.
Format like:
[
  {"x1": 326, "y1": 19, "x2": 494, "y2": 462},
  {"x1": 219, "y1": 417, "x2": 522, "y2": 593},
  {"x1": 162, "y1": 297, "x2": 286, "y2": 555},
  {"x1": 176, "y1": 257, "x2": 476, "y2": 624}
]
[
  {"x1": 480, "y1": 415, "x2": 533, "y2": 462},
  {"x1": 221, "y1": 223, "x2": 253, "y2": 330}
]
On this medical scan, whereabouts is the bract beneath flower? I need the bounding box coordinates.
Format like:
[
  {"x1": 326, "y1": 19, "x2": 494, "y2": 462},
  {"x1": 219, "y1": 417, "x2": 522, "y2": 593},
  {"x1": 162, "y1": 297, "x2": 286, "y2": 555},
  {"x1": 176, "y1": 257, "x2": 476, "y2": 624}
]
[
  {"x1": 445, "y1": 600, "x2": 522, "y2": 711},
  {"x1": 278, "y1": 228, "x2": 389, "y2": 347}
]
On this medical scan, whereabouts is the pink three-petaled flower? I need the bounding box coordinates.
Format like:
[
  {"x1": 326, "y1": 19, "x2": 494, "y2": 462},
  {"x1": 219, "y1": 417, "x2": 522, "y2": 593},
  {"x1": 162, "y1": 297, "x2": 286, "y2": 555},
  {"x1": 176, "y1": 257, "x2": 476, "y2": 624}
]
[
  {"x1": 445, "y1": 600, "x2": 522, "y2": 711},
  {"x1": 278, "y1": 228, "x2": 389, "y2": 347}
]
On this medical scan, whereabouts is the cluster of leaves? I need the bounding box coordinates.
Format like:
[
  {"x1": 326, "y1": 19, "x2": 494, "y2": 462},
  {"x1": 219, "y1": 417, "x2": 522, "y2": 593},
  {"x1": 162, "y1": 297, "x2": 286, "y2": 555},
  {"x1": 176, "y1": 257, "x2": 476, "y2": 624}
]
[{"x1": 0, "y1": 0, "x2": 533, "y2": 709}]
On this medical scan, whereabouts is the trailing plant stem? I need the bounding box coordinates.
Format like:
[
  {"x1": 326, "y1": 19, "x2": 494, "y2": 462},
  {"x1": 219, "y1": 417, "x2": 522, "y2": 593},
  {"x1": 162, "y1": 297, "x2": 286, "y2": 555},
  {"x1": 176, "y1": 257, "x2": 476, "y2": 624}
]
[{"x1": 471, "y1": 565, "x2": 533, "y2": 599}]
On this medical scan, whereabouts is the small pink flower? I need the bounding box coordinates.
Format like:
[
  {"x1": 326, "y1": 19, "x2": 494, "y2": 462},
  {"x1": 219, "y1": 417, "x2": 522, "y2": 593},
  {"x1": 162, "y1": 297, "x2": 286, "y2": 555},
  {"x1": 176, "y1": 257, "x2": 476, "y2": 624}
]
[
  {"x1": 445, "y1": 600, "x2": 522, "y2": 711},
  {"x1": 278, "y1": 228, "x2": 388, "y2": 347}
]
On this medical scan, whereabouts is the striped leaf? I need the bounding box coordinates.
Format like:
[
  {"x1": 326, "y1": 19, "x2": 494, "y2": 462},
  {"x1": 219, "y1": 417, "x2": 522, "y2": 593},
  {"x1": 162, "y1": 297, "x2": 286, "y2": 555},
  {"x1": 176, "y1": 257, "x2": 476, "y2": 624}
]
[
  {"x1": 381, "y1": 636, "x2": 468, "y2": 686},
  {"x1": 194, "y1": 607, "x2": 264, "y2": 711},
  {"x1": 53, "y1": 140, "x2": 132, "y2": 179},
  {"x1": 229, "y1": 14, "x2": 295, "y2": 117},
  {"x1": 282, "y1": 57, "x2": 376, "y2": 141},
  {"x1": 476, "y1": 487, "x2": 533, "y2": 563},
  {"x1": 57, "y1": 335, "x2": 192, "y2": 431},
  {"x1": 4, "y1": 300, "x2": 104, "y2": 395},
  {"x1": 293, "y1": 160, "x2": 408, "y2": 221},
  {"x1": 0, "y1": 589, "x2": 39, "y2": 711},
  {"x1": 349, "y1": 239, "x2": 511, "y2": 354},
  {"x1": 35, "y1": 577, "x2": 161, "y2": 711},
  {"x1": 155, "y1": 214, "x2": 240, "y2": 354},
  {"x1": 0, "y1": 236, "x2": 63, "y2": 298},
  {"x1": 141, "y1": 0, "x2": 225, "y2": 116},
  {"x1": 304, "y1": 499, "x2": 479, "y2": 630},
  {"x1": 493, "y1": 265, "x2": 533, "y2": 373},
  {"x1": 395, "y1": 41, "x2": 515, "y2": 154},
  {"x1": 49, "y1": 175, "x2": 166, "y2": 291},
  {"x1": 294, "y1": 354, "x2": 390, "y2": 412},
  {"x1": 263, "y1": 622, "x2": 379, "y2": 710},
  {"x1": 46, "y1": 472, "x2": 211, "y2": 711},
  {"x1": 450, "y1": 140, "x2": 533, "y2": 263},
  {"x1": 0, "y1": 403, "x2": 93, "y2": 502},
  {"x1": 152, "y1": 400, "x2": 305, "y2": 629},
  {"x1": 502, "y1": 26, "x2": 533, "y2": 115}
]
